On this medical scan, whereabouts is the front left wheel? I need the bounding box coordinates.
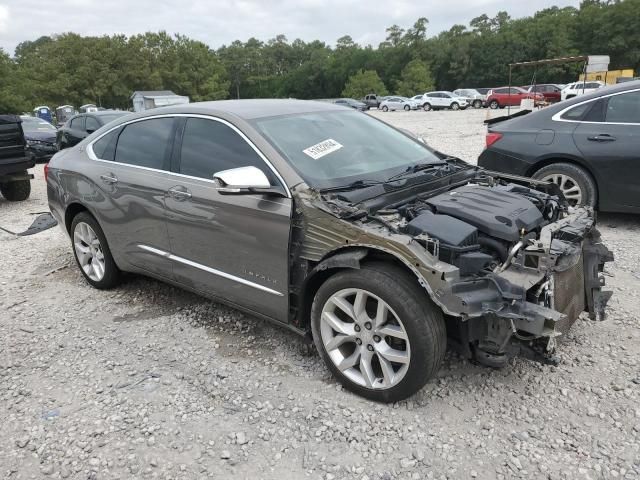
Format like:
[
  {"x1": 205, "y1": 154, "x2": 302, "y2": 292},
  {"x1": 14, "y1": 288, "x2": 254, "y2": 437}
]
[
  {"x1": 70, "y1": 212, "x2": 121, "y2": 289},
  {"x1": 311, "y1": 263, "x2": 446, "y2": 402}
]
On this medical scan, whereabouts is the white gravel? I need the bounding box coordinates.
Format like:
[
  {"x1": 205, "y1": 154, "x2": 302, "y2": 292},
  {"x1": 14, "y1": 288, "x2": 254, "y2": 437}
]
[{"x1": 1, "y1": 109, "x2": 639, "y2": 480}]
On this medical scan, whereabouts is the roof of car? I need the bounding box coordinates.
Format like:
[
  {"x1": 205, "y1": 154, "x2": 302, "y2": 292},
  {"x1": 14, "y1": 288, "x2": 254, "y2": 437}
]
[
  {"x1": 78, "y1": 110, "x2": 129, "y2": 117},
  {"x1": 140, "y1": 99, "x2": 346, "y2": 120}
]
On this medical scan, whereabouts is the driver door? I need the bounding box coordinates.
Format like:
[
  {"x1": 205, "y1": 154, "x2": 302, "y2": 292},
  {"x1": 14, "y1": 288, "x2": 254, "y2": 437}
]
[{"x1": 163, "y1": 116, "x2": 292, "y2": 322}]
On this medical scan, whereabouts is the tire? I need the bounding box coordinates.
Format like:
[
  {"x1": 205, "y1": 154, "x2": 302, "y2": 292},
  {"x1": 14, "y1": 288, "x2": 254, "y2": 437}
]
[
  {"x1": 532, "y1": 162, "x2": 597, "y2": 207},
  {"x1": 450, "y1": 102, "x2": 460, "y2": 111},
  {"x1": 403, "y1": 105, "x2": 410, "y2": 111},
  {"x1": 311, "y1": 262, "x2": 446, "y2": 402},
  {"x1": 489, "y1": 100, "x2": 500, "y2": 109},
  {"x1": 0, "y1": 172, "x2": 31, "y2": 201},
  {"x1": 423, "y1": 103, "x2": 432, "y2": 111},
  {"x1": 473, "y1": 100, "x2": 482, "y2": 109},
  {"x1": 70, "y1": 211, "x2": 121, "y2": 289},
  {"x1": 381, "y1": 105, "x2": 388, "y2": 112}
]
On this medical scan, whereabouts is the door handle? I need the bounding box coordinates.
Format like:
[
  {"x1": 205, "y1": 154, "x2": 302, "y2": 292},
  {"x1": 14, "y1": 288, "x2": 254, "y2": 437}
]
[
  {"x1": 167, "y1": 186, "x2": 192, "y2": 201},
  {"x1": 587, "y1": 134, "x2": 616, "y2": 142},
  {"x1": 99, "y1": 173, "x2": 118, "y2": 184}
]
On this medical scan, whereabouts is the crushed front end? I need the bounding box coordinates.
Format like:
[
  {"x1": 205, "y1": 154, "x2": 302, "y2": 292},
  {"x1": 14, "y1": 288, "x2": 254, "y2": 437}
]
[{"x1": 296, "y1": 168, "x2": 613, "y2": 367}]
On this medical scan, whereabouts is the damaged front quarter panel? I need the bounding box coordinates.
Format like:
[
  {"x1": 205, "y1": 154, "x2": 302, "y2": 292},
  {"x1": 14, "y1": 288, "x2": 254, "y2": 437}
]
[{"x1": 289, "y1": 175, "x2": 613, "y2": 367}]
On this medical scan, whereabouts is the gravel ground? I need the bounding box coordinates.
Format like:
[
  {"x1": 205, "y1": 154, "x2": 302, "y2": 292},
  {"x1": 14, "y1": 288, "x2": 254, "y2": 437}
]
[{"x1": 1, "y1": 108, "x2": 639, "y2": 480}]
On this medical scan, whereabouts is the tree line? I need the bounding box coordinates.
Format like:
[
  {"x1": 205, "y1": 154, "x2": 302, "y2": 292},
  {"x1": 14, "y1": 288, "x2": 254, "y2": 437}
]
[{"x1": 0, "y1": 0, "x2": 638, "y2": 114}]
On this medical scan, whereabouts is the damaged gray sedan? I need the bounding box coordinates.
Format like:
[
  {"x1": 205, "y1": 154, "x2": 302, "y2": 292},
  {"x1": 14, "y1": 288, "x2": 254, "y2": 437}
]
[{"x1": 46, "y1": 100, "x2": 613, "y2": 402}]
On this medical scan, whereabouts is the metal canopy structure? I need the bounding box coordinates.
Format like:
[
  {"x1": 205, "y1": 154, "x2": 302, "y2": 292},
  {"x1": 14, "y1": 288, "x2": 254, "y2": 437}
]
[{"x1": 506, "y1": 55, "x2": 590, "y2": 113}]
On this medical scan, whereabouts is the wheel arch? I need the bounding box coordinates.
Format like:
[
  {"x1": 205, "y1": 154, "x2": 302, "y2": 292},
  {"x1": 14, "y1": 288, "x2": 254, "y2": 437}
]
[
  {"x1": 64, "y1": 202, "x2": 90, "y2": 233},
  {"x1": 297, "y1": 246, "x2": 433, "y2": 332}
]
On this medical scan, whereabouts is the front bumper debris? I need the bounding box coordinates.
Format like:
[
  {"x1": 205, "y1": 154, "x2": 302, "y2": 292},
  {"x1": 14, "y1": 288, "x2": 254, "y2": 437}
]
[{"x1": 440, "y1": 207, "x2": 613, "y2": 363}]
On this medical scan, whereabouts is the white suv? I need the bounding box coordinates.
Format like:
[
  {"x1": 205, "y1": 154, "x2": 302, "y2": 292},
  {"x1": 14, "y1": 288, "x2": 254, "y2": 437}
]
[
  {"x1": 560, "y1": 81, "x2": 605, "y2": 101},
  {"x1": 421, "y1": 91, "x2": 469, "y2": 111}
]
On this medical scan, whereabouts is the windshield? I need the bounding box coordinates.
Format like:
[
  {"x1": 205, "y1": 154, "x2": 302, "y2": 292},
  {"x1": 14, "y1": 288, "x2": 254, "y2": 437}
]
[
  {"x1": 252, "y1": 110, "x2": 442, "y2": 189},
  {"x1": 20, "y1": 117, "x2": 56, "y2": 132}
]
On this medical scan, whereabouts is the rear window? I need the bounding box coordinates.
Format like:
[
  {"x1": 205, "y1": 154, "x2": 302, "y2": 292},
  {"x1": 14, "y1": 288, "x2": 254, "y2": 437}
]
[
  {"x1": 560, "y1": 102, "x2": 593, "y2": 121},
  {"x1": 114, "y1": 118, "x2": 174, "y2": 169}
]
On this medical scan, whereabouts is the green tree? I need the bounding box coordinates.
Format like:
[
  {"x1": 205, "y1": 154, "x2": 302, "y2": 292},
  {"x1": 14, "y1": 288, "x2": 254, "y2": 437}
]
[
  {"x1": 395, "y1": 60, "x2": 434, "y2": 96},
  {"x1": 341, "y1": 70, "x2": 387, "y2": 98}
]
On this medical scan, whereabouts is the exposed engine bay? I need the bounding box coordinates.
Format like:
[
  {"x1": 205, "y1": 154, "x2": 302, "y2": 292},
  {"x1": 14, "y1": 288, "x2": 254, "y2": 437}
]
[{"x1": 294, "y1": 166, "x2": 613, "y2": 367}]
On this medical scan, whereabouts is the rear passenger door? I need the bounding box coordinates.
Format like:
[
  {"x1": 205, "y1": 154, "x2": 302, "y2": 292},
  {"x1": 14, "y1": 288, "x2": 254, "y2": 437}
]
[
  {"x1": 89, "y1": 117, "x2": 179, "y2": 277},
  {"x1": 163, "y1": 116, "x2": 292, "y2": 322}
]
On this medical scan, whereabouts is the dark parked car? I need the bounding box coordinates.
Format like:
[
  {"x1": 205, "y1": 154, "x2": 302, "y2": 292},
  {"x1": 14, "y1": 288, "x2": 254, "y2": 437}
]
[
  {"x1": 57, "y1": 111, "x2": 129, "y2": 150},
  {"x1": 479, "y1": 80, "x2": 640, "y2": 213},
  {"x1": 0, "y1": 114, "x2": 33, "y2": 201},
  {"x1": 333, "y1": 98, "x2": 369, "y2": 111},
  {"x1": 20, "y1": 116, "x2": 58, "y2": 161},
  {"x1": 47, "y1": 100, "x2": 612, "y2": 402},
  {"x1": 485, "y1": 87, "x2": 544, "y2": 109}
]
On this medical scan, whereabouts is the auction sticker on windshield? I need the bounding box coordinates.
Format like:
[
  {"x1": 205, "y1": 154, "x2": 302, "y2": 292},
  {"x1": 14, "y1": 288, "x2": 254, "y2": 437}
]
[{"x1": 303, "y1": 139, "x2": 343, "y2": 160}]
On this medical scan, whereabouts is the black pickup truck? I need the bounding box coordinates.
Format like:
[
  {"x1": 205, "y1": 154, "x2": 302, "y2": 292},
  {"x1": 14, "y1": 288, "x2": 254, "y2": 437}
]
[{"x1": 0, "y1": 115, "x2": 34, "y2": 201}]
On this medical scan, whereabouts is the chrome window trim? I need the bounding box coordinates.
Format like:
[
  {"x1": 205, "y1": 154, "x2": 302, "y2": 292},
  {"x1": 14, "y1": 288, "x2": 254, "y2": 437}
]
[
  {"x1": 552, "y1": 87, "x2": 640, "y2": 125},
  {"x1": 138, "y1": 244, "x2": 284, "y2": 296},
  {"x1": 86, "y1": 113, "x2": 292, "y2": 198}
]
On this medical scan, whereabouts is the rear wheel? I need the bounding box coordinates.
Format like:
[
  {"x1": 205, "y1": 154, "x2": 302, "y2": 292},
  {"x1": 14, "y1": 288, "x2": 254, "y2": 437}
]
[
  {"x1": 450, "y1": 102, "x2": 460, "y2": 111},
  {"x1": 0, "y1": 172, "x2": 31, "y2": 201},
  {"x1": 473, "y1": 100, "x2": 483, "y2": 109},
  {"x1": 381, "y1": 105, "x2": 388, "y2": 112},
  {"x1": 70, "y1": 212, "x2": 121, "y2": 289},
  {"x1": 311, "y1": 263, "x2": 446, "y2": 402},
  {"x1": 532, "y1": 163, "x2": 597, "y2": 207},
  {"x1": 489, "y1": 100, "x2": 500, "y2": 109},
  {"x1": 423, "y1": 103, "x2": 432, "y2": 111}
]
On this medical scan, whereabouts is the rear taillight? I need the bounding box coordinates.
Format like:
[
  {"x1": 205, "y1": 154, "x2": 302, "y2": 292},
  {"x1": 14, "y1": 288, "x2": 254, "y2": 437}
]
[
  {"x1": 44, "y1": 163, "x2": 49, "y2": 182},
  {"x1": 485, "y1": 132, "x2": 503, "y2": 148}
]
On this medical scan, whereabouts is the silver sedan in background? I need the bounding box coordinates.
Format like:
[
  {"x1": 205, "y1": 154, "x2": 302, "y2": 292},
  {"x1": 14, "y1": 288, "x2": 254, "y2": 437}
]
[{"x1": 378, "y1": 96, "x2": 421, "y2": 111}]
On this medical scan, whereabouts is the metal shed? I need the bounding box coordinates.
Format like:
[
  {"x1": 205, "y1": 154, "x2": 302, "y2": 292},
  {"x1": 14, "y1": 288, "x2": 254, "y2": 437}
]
[{"x1": 130, "y1": 91, "x2": 190, "y2": 112}]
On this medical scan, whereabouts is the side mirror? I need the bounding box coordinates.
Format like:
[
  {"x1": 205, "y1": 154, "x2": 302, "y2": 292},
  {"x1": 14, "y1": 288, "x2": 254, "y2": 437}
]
[{"x1": 213, "y1": 166, "x2": 286, "y2": 197}]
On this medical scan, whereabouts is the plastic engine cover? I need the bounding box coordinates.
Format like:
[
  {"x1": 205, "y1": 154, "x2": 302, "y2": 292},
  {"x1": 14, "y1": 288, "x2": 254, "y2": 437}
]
[
  {"x1": 425, "y1": 185, "x2": 544, "y2": 242},
  {"x1": 404, "y1": 211, "x2": 477, "y2": 246}
]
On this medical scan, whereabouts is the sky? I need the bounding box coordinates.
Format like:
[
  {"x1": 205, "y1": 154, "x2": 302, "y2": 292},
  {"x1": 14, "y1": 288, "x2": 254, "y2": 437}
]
[{"x1": 0, "y1": 0, "x2": 580, "y2": 56}]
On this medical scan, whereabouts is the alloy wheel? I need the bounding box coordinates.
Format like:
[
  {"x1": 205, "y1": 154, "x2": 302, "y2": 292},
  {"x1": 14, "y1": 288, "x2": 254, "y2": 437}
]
[
  {"x1": 540, "y1": 173, "x2": 583, "y2": 206},
  {"x1": 320, "y1": 288, "x2": 410, "y2": 389},
  {"x1": 73, "y1": 222, "x2": 106, "y2": 281}
]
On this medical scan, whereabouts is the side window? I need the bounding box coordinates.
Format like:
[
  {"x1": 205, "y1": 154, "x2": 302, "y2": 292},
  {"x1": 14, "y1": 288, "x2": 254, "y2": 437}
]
[
  {"x1": 509, "y1": 88, "x2": 521, "y2": 94},
  {"x1": 605, "y1": 91, "x2": 640, "y2": 123},
  {"x1": 115, "y1": 118, "x2": 174, "y2": 169},
  {"x1": 70, "y1": 116, "x2": 84, "y2": 129},
  {"x1": 92, "y1": 128, "x2": 120, "y2": 161},
  {"x1": 85, "y1": 116, "x2": 100, "y2": 133},
  {"x1": 560, "y1": 102, "x2": 593, "y2": 121},
  {"x1": 179, "y1": 118, "x2": 273, "y2": 183}
]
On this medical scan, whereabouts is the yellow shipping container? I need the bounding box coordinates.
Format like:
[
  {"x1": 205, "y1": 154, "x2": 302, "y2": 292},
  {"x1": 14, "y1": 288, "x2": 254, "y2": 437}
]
[{"x1": 579, "y1": 69, "x2": 635, "y2": 85}]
